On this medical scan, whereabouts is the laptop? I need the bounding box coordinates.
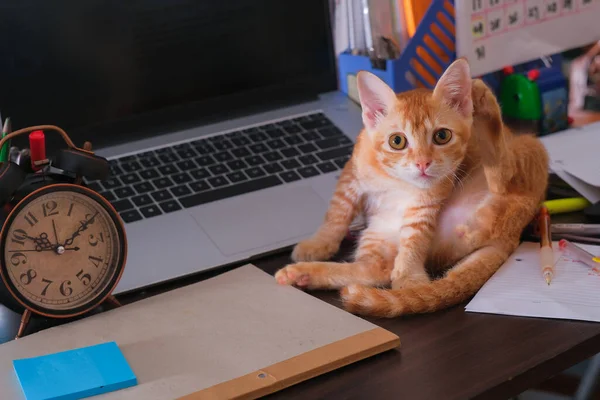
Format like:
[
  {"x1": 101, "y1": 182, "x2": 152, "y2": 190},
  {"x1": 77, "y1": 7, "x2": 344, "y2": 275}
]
[{"x1": 0, "y1": 1, "x2": 365, "y2": 294}]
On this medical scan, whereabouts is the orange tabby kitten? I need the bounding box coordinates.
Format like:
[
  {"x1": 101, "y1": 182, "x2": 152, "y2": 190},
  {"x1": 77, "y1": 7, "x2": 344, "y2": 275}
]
[{"x1": 274, "y1": 59, "x2": 549, "y2": 317}]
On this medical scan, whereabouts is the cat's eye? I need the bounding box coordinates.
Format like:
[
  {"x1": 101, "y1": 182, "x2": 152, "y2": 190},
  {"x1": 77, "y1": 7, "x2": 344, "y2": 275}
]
[
  {"x1": 388, "y1": 134, "x2": 407, "y2": 150},
  {"x1": 433, "y1": 129, "x2": 452, "y2": 145}
]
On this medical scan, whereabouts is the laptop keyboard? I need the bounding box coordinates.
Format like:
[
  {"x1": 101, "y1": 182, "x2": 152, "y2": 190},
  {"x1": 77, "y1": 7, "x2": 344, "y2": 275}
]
[{"x1": 84, "y1": 112, "x2": 354, "y2": 224}]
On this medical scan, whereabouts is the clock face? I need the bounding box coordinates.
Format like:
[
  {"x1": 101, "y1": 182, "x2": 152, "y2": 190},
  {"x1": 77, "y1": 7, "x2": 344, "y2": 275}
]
[{"x1": 0, "y1": 184, "x2": 126, "y2": 317}]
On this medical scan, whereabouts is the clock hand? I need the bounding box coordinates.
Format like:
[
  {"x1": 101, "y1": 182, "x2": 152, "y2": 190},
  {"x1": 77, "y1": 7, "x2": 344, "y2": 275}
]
[
  {"x1": 8, "y1": 247, "x2": 80, "y2": 253},
  {"x1": 63, "y1": 212, "x2": 99, "y2": 246},
  {"x1": 52, "y1": 220, "x2": 60, "y2": 247}
]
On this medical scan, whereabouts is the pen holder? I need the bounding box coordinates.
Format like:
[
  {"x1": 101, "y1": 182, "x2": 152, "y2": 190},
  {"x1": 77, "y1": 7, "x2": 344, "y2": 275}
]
[{"x1": 337, "y1": 0, "x2": 457, "y2": 103}]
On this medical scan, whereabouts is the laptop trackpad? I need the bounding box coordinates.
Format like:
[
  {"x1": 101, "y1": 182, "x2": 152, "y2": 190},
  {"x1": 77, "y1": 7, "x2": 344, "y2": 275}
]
[{"x1": 190, "y1": 185, "x2": 327, "y2": 256}]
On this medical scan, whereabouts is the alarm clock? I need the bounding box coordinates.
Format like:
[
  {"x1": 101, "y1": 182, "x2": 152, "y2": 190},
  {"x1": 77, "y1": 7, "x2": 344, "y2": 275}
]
[{"x1": 0, "y1": 125, "x2": 127, "y2": 338}]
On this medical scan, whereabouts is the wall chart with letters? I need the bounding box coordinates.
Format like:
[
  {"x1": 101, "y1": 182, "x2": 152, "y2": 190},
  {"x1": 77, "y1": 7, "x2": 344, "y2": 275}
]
[{"x1": 456, "y1": 0, "x2": 600, "y2": 77}]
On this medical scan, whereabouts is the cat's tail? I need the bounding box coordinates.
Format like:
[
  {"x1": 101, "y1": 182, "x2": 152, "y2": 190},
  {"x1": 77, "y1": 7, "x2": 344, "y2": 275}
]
[{"x1": 340, "y1": 246, "x2": 508, "y2": 318}]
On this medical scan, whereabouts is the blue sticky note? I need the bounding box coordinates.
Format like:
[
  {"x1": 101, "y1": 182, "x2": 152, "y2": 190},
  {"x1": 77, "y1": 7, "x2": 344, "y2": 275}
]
[{"x1": 12, "y1": 341, "x2": 137, "y2": 400}]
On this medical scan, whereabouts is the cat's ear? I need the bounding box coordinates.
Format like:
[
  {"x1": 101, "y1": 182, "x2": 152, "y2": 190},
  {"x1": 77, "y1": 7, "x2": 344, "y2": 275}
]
[
  {"x1": 357, "y1": 71, "x2": 397, "y2": 131},
  {"x1": 433, "y1": 58, "x2": 473, "y2": 117}
]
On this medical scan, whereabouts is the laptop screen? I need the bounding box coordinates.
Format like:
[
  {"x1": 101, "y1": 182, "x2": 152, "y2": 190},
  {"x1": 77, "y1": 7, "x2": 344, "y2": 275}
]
[{"x1": 0, "y1": 0, "x2": 336, "y2": 149}]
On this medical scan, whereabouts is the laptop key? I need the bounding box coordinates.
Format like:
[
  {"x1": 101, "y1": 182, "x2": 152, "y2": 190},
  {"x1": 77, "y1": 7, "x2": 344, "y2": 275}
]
[
  {"x1": 140, "y1": 157, "x2": 160, "y2": 168},
  {"x1": 245, "y1": 167, "x2": 266, "y2": 179},
  {"x1": 227, "y1": 171, "x2": 247, "y2": 183},
  {"x1": 213, "y1": 140, "x2": 231, "y2": 151},
  {"x1": 159, "y1": 200, "x2": 182, "y2": 213},
  {"x1": 133, "y1": 182, "x2": 155, "y2": 194},
  {"x1": 151, "y1": 189, "x2": 173, "y2": 202},
  {"x1": 102, "y1": 177, "x2": 122, "y2": 190},
  {"x1": 195, "y1": 155, "x2": 216, "y2": 167},
  {"x1": 152, "y1": 176, "x2": 174, "y2": 189},
  {"x1": 114, "y1": 187, "x2": 135, "y2": 198},
  {"x1": 189, "y1": 180, "x2": 210, "y2": 192},
  {"x1": 249, "y1": 143, "x2": 269, "y2": 153},
  {"x1": 249, "y1": 132, "x2": 268, "y2": 142},
  {"x1": 317, "y1": 161, "x2": 337, "y2": 173},
  {"x1": 316, "y1": 145, "x2": 353, "y2": 161},
  {"x1": 232, "y1": 148, "x2": 251, "y2": 158},
  {"x1": 99, "y1": 191, "x2": 115, "y2": 202},
  {"x1": 190, "y1": 168, "x2": 210, "y2": 180},
  {"x1": 172, "y1": 172, "x2": 192, "y2": 184},
  {"x1": 208, "y1": 176, "x2": 229, "y2": 187},
  {"x1": 86, "y1": 182, "x2": 102, "y2": 192},
  {"x1": 282, "y1": 159, "x2": 301, "y2": 170},
  {"x1": 301, "y1": 131, "x2": 320, "y2": 141},
  {"x1": 284, "y1": 136, "x2": 303, "y2": 146},
  {"x1": 176, "y1": 160, "x2": 197, "y2": 171},
  {"x1": 227, "y1": 160, "x2": 247, "y2": 170},
  {"x1": 299, "y1": 143, "x2": 317, "y2": 154},
  {"x1": 245, "y1": 155, "x2": 265, "y2": 166},
  {"x1": 299, "y1": 154, "x2": 318, "y2": 165},
  {"x1": 264, "y1": 151, "x2": 282, "y2": 162},
  {"x1": 277, "y1": 119, "x2": 293, "y2": 127},
  {"x1": 281, "y1": 147, "x2": 300, "y2": 158},
  {"x1": 109, "y1": 164, "x2": 123, "y2": 176},
  {"x1": 315, "y1": 137, "x2": 346, "y2": 150},
  {"x1": 318, "y1": 126, "x2": 343, "y2": 138},
  {"x1": 158, "y1": 153, "x2": 179, "y2": 164},
  {"x1": 112, "y1": 198, "x2": 134, "y2": 212},
  {"x1": 232, "y1": 137, "x2": 251, "y2": 146},
  {"x1": 140, "y1": 205, "x2": 163, "y2": 218},
  {"x1": 120, "y1": 209, "x2": 143, "y2": 223},
  {"x1": 265, "y1": 128, "x2": 285, "y2": 139},
  {"x1": 170, "y1": 185, "x2": 192, "y2": 197},
  {"x1": 283, "y1": 125, "x2": 302, "y2": 134},
  {"x1": 121, "y1": 173, "x2": 140, "y2": 185},
  {"x1": 209, "y1": 164, "x2": 229, "y2": 175},
  {"x1": 155, "y1": 147, "x2": 174, "y2": 155},
  {"x1": 119, "y1": 155, "x2": 136, "y2": 162},
  {"x1": 177, "y1": 148, "x2": 197, "y2": 159},
  {"x1": 179, "y1": 176, "x2": 283, "y2": 208},
  {"x1": 279, "y1": 171, "x2": 301, "y2": 182},
  {"x1": 266, "y1": 139, "x2": 286, "y2": 149},
  {"x1": 192, "y1": 142, "x2": 215, "y2": 154},
  {"x1": 132, "y1": 194, "x2": 153, "y2": 207},
  {"x1": 242, "y1": 127, "x2": 260, "y2": 134},
  {"x1": 140, "y1": 168, "x2": 160, "y2": 180},
  {"x1": 298, "y1": 166, "x2": 320, "y2": 178},
  {"x1": 263, "y1": 162, "x2": 283, "y2": 174},
  {"x1": 158, "y1": 165, "x2": 178, "y2": 175},
  {"x1": 214, "y1": 151, "x2": 234, "y2": 162}
]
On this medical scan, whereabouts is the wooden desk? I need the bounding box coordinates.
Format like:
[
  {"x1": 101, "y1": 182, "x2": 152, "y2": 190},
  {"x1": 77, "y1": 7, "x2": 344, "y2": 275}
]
[{"x1": 2, "y1": 234, "x2": 599, "y2": 400}]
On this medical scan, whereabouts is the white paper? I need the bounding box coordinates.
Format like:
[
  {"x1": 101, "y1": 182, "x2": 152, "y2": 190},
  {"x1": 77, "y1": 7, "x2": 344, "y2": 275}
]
[
  {"x1": 539, "y1": 121, "x2": 600, "y2": 203},
  {"x1": 456, "y1": 0, "x2": 600, "y2": 77},
  {"x1": 466, "y1": 241, "x2": 600, "y2": 322}
]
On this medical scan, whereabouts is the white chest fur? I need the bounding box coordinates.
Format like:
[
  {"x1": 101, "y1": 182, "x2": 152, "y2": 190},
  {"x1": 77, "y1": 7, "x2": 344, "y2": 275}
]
[{"x1": 362, "y1": 187, "x2": 415, "y2": 236}]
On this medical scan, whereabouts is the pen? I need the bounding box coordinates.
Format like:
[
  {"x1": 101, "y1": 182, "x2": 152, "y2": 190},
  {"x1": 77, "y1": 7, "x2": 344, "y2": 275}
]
[
  {"x1": 0, "y1": 117, "x2": 10, "y2": 163},
  {"x1": 538, "y1": 206, "x2": 555, "y2": 285},
  {"x1": 552, "y1": 223, "x2": 600, "y2": 236},
  {"x1": 558, "y1": 239, "x2": 600, "y2": 269}
]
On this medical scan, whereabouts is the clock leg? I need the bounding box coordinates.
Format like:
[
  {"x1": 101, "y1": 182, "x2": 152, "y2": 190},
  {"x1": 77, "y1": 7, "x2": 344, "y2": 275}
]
[
  {"x1": 106, "y1": 295, "x2": 122, "y2": 308},
  {"x1": 15, "y1": 309, "x2": 32, "y2": 339}
]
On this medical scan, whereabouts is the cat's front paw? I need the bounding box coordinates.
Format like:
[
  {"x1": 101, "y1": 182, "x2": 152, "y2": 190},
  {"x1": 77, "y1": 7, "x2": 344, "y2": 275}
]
[
  {"x1": 275, "y1": 265, "x2": 312, "y2": 287},
  {"x1": 291, "y1": 238, "x2": 339, "y2": 262},
  {"x1": 472, "y1": 79, "x2": 502, "y2": 128}
]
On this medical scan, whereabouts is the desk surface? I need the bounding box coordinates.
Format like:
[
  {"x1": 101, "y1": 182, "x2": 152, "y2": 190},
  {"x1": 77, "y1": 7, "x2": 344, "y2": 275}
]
[{"x1": 2, "y1": 235, "x2": 600, "y2": 400}]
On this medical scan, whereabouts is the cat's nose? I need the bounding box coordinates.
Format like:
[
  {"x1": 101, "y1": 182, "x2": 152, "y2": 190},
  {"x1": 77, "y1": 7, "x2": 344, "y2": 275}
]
[{"x1": 416, "y1": 160, "x2": 432, "y2": 173}]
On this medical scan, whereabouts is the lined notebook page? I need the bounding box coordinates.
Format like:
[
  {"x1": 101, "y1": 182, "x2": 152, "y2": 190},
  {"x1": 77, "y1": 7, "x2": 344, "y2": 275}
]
[{"x1": 465, "y1": 241, "x2": 600, "y2": 322}]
